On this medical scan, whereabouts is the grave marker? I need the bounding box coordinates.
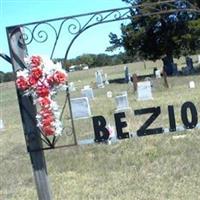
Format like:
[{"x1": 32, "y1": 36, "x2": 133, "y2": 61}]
[
  {"x1": 95, "y1": 71, "x2": 104, "y2": 88},
  {"x1": 189, "y1": 81, "x2": 195, "y2": 89},
  {"x1": 124, "y1": 66, "x2": 129, "y2": 83},
  {"x1": 81, "y1": 87, "x2": 94, "y2": 100},
  {"x1": 115, "y1": 92, "x2": 130, "y2": 111},
  {"x1": 107, "y1": 91, "x2": 112, "y2": 98},
  {"x1": 0, "y1": 119, "x2": 4, "y2": 131},
  {"x1": 137, "y1": 81, "x2": 153, "y2": 101},
  {"x1": 132, "y1": 74, "x2": 138, "y2": 93},
  {"x1": 68, "y1": 82, "x2": 76, "y2": 92},
  {"x1": 155, "y1": 70, "x2": 161, "y2": 78},
  {"x1": 103, "y1": 73, "x2": 109, "y2": 85},
  {"x1": 71, "y1": 97, "x2": 91, "y2": 119}
]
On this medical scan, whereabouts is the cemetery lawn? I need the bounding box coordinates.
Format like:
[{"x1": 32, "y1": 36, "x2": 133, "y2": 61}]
[{"x1": 1, "y1": 59, "x2": 200, "y2": 200}]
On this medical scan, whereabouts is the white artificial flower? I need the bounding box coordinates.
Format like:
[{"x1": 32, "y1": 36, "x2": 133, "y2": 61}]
[
  {"x1": 24, "y1": 56, "x2": 31, "y2": 65},
  {"x1": 36, "y1": 114, "x2": 41, "y2": 120},
  {"x1": 59, "y1": 85, "x2": 68, "y2": 91},
  {"x1": 55, "y1": 62, "x2": 62, "y2": 71},
  {"x1": 55, "y1": 129, "x2": 63, "y2": 136},
  {"x1": 50, "y1": 101, "x2": 59, "y2": 111},
  {"x1": 16, "y1": 69, "x2": 29, "y2": 77},
  {"x1": 54, "y1": 111, "x2": 61, "y2": 119}
]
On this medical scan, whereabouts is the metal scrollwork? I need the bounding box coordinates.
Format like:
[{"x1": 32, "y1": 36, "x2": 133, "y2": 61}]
[
  {"x1": 31, "y1": 22, "x2": 58, "y2": 43},
  {"x1": 11, "y1": 1, "x2": 200, "y2": 60},
  {"x1": 21, "y1": 27, "x2": 33, "y2": 45},
  {"x1": 67, "y1": 18, "x2": 82, "y2": 35}
]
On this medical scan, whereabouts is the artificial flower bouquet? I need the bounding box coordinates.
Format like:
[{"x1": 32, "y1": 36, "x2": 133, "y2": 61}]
[{"x1": 16, "y1": 56, "x2": 68, "y2": 137}]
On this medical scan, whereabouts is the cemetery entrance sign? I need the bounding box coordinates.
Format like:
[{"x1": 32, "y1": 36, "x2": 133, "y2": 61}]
[
  {"x1": 7, "y1": 0, "x2": 200, "y2": 150},
  {"x1": 6, "y1": 1, "x2": 200, "y2": 200},
  {"x1": 93, "y1": 101, "x2": 198, "y2": 142}
]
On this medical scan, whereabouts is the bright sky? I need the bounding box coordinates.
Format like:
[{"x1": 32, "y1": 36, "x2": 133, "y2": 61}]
[{"x1": 0, "y1": 0, "x2": 130, "y2": 72}]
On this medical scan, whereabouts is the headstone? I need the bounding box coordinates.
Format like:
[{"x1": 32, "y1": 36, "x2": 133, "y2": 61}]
[
  {"x1": 124, "y1": 66, "x2": 129, "y2": 83},
  {"x1": 162, "y1": 56, "x2": 174, "y2": 76},
  {"x1": 115, "y1": 93, "x2": 129, "y2": 111},
  {"x1": 103, "y1": 73, "x2": 109, "y2": 85},
  {"x1": 183, "y1": 57, "x2": 194, "y2": 75},
  {"x1": 95, "y1": 71, "x2": 104, "y2": 88},
  {"x1": 68, "y1": 82, "x2": 76, "y2": 92},
  {"x1": 137, "y1": 81, "x2": 153, "y2": 101},
  {"x1": 132, "y1": 74, "x2": 138, "y2": 92},
  {"x1": 81, "y1": 87, "x2": 94, "y2": 100},
  {"x1": 155, "y1": 70, "x2": 161, "y2": 78},
  {"x1": 71, "y1": 97, "x2": 91, "y2": 119},
  {"x1": 186, "y1": 56, "x2": 193, "y2": 70},
  {"x1": 107, "y1": 91, "x2": 112, "y2": 98},
  {"x1": 153, "y1": 67, "x2": 158, "y2": 76},
  {"x1": 0, "y1": 119, "x2": 4, "y2": 131},
  {"x1": 83, "y1": 85, "x2": 90, "y2": 89},
  {"x1": 189, "y1": 81, "x2": 195, "y2": 89}
]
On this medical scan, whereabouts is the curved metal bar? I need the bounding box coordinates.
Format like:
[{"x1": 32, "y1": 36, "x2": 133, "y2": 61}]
[
  {"x1": 64, "y1": 14, "x2": 131, "y2": 60},
  {"x1": 21, "y1": 26, "x2": 34, "y2": 45},
  {"x1": 9, "y1": 1, "x2": 199, "y2": 60},
  {"x1": 64, "y1": 7, "x2": 200, "y2": 61},
  {"x1": 8, "y1": 26, "x2": 27, "y2": 70},
  {"x1": 30, "y1": 22, "x2": 58, "y2": 43}
]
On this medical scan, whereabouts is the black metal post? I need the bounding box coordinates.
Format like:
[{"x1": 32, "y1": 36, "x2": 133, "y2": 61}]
[{"x1": 6, "y1": 26, "x2": 52, "y2": 200}]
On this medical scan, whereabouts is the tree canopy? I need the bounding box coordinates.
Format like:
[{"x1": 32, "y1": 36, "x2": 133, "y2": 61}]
[{"x1": 109, "y1": 0, "x2": 200, "y2": 61}]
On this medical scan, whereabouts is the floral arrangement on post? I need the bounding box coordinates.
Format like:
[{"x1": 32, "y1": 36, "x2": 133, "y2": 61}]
[{"x1": 16, "y1": 56, "x2": 68, "y2": 137}]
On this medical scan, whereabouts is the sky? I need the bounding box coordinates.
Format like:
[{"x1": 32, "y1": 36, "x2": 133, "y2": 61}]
[{"x1": 0, "y1": 0, "x2": 130, "y2": 72}]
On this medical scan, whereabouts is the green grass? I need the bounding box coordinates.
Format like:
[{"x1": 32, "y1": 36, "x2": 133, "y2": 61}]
[{"x1": 1, "y1": 60, "x2": 200, "y2": 199}]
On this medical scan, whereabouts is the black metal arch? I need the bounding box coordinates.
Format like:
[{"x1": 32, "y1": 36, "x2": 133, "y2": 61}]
[
  {"x1": 8, "y1": 0, "x2": 200, "y2": 63},
  {"x1": 6, "y1": 0, "x2": 200, "y2": 151}
]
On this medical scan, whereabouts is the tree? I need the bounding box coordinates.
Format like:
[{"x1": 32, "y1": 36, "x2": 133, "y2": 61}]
[
  {"x1": 76, "y1": 54, "x2": 95, "y2": 66},
  {"x1": 4, "y1": 72, "x2": 15, "y2": 82},
  {"x1": 109, "y1": 0, "x2": 200, "y2": 75}
]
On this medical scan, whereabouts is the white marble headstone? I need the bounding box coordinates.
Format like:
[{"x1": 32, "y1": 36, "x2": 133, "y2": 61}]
[
  {"x1": 84, "y1": 85, "x2": 90, "y2": 89},
  {"x1": 137, "y1": 81, "x2": 153, "y2": 101},
  {"x1": 155, "y1": 70, "x2": 161, "y2": 78},
  {"x1": 81, "y1": 88, "x2": 94, "y2": 100},
  {"x1": 107, "y1": 91, "x2": 112, "y2": 98},
  {"x1": 71, "y1": 97, "x2": 91, "y2": 119},
  {"x1": 189, "y1": 81, "x2": 195, "y2": 89},
  {"x1": 115, "y1": 93, "x2": 129, "y2": 111},
  {"x1": 103, "y1": 73, "x2": 109, "y2": 85},
  {"x1": 68, "y1": 82, "x2": 76, "y2": 92},
  {"x1": 0, "y1": 119, "x2": 4, "y2": 131},
  {"x1": 95, "y1": 71, "x2": 104, "y2": 88}
]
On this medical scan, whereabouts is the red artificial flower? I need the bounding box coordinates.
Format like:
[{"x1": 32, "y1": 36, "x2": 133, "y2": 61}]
[
  {"x1": 36, "y1": 86, "x2": 50, "y2": 97},
  {"x1": 53, "y1": 71, "x2": 67, "y2": 84},
  {"x1": 28, "y1": 75, "x2": 38, "y2": 86},
  {"x1": 39, "y1": 109, "x2": 54, "y2": 119},
  {"x1": 39, "y1": 108, "x2": 52, "y2": 115},
  {"x1": 31, "y1": 56, "x2": 42, "y2": 67},
  {"x1": 41, "y1": 116, "x2": 54, "y2": 126},
  {"x1": 38, "y1": 97, "x2": 51, "y2": 108},
  {"x1": 47, "y1": 75, "x2": 54, "y2": 86},
  {"x1": 41, "y1": 125, "x2": 55, "y2": 136},
  {"x1": 31, "y1": 67, "x2": 43, "y2": 80},
  {"x1": 16, "y1": 76, "x2": 29, "y2": 90}
]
